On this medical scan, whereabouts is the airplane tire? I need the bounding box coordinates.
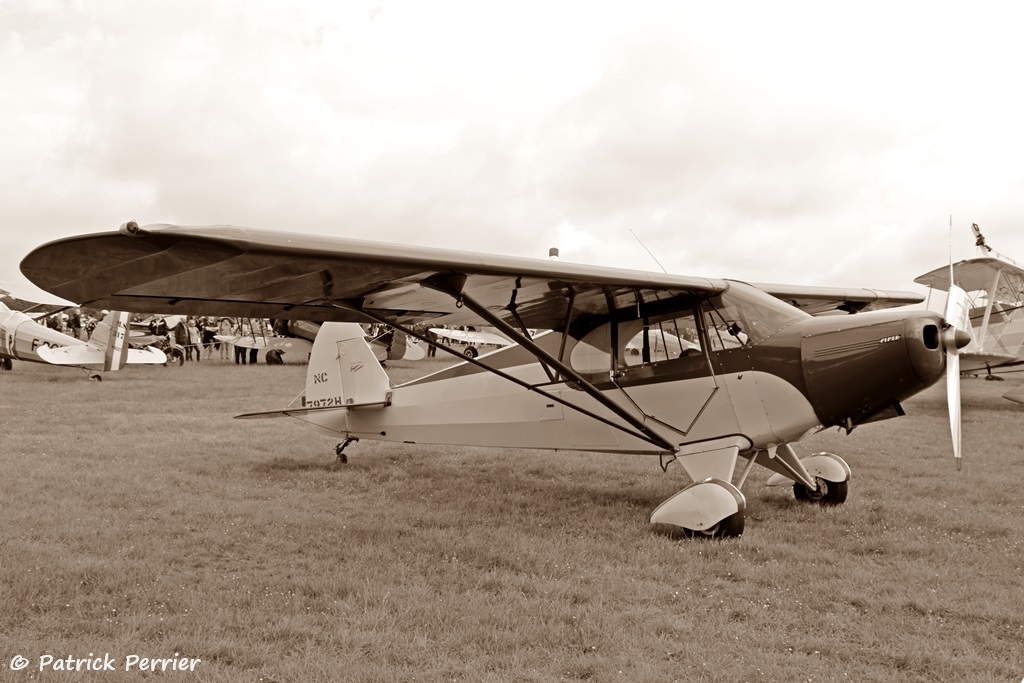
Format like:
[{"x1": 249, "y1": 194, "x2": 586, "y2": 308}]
[
  {"x1": 1, "y1": 357, "x2": 12, "y2": 371},
  {"x1": 90, "y1": 373, "x2": 102, "y2": 381},
  {"x1": 685, "y1": 510, "x2": 744, "y2": 539},
  {"x1": 165, "y1": 348, "x2": 185, "y2": 367},
  {"x1": 794, "y1": 478, "x2": 848, "y2": 505},
  {"x1": 265, "y1": 349, "x2": 284, "y2": 365},
  {"x1": 463, "y1": 347, "x2": 478, "y2": 359}
]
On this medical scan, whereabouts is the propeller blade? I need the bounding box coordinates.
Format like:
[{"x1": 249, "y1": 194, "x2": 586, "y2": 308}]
[
  {"x1": 943, "y1": 284, "x2": 970, "y2": 469},
  {"x1": 946, "y1": 347, "x2": 961, "y2": 469}
]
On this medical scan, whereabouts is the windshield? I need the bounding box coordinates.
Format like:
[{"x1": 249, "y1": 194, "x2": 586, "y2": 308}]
[{"x1": 703, "y1": 281, "x2": 808, "y2": 350}]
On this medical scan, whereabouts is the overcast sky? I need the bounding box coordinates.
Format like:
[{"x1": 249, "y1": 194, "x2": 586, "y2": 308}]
[{"x1": 3, "y1": 0, "x2": 1024, "y2": 304}]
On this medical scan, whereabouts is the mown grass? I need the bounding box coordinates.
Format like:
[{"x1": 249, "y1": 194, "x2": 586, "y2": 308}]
[{"x1": 1, "y1": 357, "x2": 1022, "y2": 682}]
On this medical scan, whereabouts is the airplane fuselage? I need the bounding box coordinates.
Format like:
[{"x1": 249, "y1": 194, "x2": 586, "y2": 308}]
[
  {"x1": 0, "y1": 305, "x2": 83, "y2": 365},
  {"x1": 295, "y1": 305, "x2": 948, "y2": 460}
]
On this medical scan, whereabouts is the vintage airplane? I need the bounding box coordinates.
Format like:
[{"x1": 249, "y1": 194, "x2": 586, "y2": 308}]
[
  {"x1": 0, "y1": 300, "x2": 166, "y2": 377},
  {"x1": 430, "y1": 326, "x2": 514, "y2": 358},
  {"x1": 914, "y1": 224, "x2": 1024, "y2": 403},
  {"x1": 247, "y1": 320, "x2": 424, "y2": 364},
  {"x1": 432, "y1": 325, "x2": 698, "y2": 362},
  {"x1": 21, "y1": 222, "x2": 970, "y2": 536}
]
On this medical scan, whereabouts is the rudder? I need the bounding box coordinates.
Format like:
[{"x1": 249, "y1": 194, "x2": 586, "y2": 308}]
[
  {"x1": 87, "y1": 311, "x2": 131, "y2": 371},
  {"x1": 305, "y1": 323, "x2": 391, "y2": 408}
]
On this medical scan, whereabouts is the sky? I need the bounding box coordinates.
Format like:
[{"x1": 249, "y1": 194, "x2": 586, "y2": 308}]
[{"x1": 3, "y1": 0, "x2": 1024, "y2": 304}]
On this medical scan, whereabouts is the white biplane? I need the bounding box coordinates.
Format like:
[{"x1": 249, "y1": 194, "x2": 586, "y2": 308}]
[
  {"x1": 914, "y1": 224, "x2": 1024, "y2": 403},
  {"x1": 21, "y1": 222, "x2": 971, "y2": 537}
]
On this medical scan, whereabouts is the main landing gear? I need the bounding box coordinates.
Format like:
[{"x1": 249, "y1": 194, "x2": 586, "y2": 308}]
[
  {"x1": 650, "y1": 478, "x2": 747, "y2": 539},
  {"x1": 766, "y1": 451, "x2": 852, "y2": 507},
  {"x1": 793, "y1": 476, "x2": 848, "y2": 505},
  {"x1": 651, "y1": 445, "x2": 852, "y2": 539}
]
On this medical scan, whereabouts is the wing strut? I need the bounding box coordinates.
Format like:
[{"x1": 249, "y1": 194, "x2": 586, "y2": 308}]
[
  {"x1": 418, "y1": 279, "x2": 678, "y2": 453},
  {"x1": 334, "y1": 302, "x2": 675, "y2": 453},
  {"x1": 977, "y1": 266, "x2": 1002, "y2": 349}
]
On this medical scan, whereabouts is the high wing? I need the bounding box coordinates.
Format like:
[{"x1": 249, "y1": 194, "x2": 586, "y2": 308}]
[
  {"x1": 914, "y1": 256, "x2": 1024, "y2": 293},
  {"x1": 21, "y1": 223, "x2": 727, "y2": 330},
  {"x1": 753, "y1": 282, "x2": 923, "y2": 315},
  {"x1": 21, "y1": 223, "x2": 922, "y2": 330}
]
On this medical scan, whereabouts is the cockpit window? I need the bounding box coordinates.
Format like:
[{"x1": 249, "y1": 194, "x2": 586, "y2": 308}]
[
  {"x1": 625, "y1": 310, "x2": 702, "y2": 365},
  {"x1": 567, "y1": 282, "x2": 806, "y2": 375},
  {"x1": 703, "y1": 281, "x2": 808, "y2": 350},
  {"x1": 569, "y1": 305, "x2": 704, "y2": 375}
]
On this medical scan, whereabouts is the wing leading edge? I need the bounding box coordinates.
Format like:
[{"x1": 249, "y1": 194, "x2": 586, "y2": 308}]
[
  {"x1": 754, "y1": 282, "x2": 923, "y2": 315},
  {"x1": 22, "y1": 223, "x2": 923, "y2": 329},
  {"x1": 21, "y1": 223, "x2": 725, "y2": 331}
]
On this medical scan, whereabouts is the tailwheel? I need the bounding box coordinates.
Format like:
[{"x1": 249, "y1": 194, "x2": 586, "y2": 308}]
[
  {"x1": 794, "y1": 477, "x2": 848, "y2": 505},
  {"x1": 334, "y1": 436, "x2": 359, "y2": 464}
]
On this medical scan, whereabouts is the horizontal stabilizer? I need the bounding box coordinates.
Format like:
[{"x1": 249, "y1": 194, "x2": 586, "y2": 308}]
[
  {"x1": 1003, "y1": 386, "x2": 1024, "y2": 405},
  {"x1": 235, "y1": 400, "x2": 388, "y2": 420},
  {"x1": 127, "y1": 347, "x2": 168, "y2": 365},
  {"x1": 36, "y1": 344, "x2": 166, "y2": 366},
  {"x1": 36, "y1": 344, "x2": 107, "y2": 365}
]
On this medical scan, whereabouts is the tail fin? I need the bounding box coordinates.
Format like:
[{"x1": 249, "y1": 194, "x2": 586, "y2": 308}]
[
  {"x1": 88, "y1": 311, "x2": 131, "y2": 371},
  {"x1": 304, "y1": 323, "x2": 391, "y2": 408}
]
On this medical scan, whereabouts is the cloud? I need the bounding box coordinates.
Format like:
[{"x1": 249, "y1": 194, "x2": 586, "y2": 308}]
[{"x1": 4, "y1": 1, "x2": 1024, "y2": 300}]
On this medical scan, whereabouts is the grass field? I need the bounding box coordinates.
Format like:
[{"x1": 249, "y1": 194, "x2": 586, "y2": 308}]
[{"x1": 1, "y1": 357, "x2": 1023, "y2": 682}]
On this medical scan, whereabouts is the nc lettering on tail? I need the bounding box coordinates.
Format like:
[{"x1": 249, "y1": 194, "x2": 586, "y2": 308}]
[{"x1": 304, "y1": 323, "x2": 390, "y2": 408}]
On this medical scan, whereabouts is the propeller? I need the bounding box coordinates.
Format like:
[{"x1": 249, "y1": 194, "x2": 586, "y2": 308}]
[{"x1": 942, "y1": 283, "x2": 971, "y2": 470}]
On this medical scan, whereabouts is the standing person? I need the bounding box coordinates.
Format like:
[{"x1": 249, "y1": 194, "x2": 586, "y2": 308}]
[
  {"x1": 248, "y1": 318, "x2": 262, "y2": 365},
  {"x1": 67, "y1": 308, "x2": 82, "y2": 340},
  {"x1": 233, "y1": 319, "x2": 247, "y2": 365},
  {"x1": 187, "y1": 318, "x2": 202, "y2": 362},
  {"x1": 218, "y1": 317, "x2": 233, "y2": 360},
  {"x1": 174, "y1": 319, "x2": 191, "y2": 361},
  {"x1": 200, "y1": 318, "x2": 216, "y2": 360},
  {"x1": 425, "y1": 327, "x2": 438, "y2": 357}
]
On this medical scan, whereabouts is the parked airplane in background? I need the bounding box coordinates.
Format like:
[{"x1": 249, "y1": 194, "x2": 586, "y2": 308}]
[
  {"x1": 22, "y1": 222, "x2": 969, "y2": 537},
  {"x1": 0, "y1": 301, "x2": 166, "y2": 378},
  {"x1": 253, "y1": 320, "x2": 423, "y2": 363},
  {"x1": 430, "y1": 326, "x2": 514, "y2": 358},
  {"x1": 914, "y1": 224, "x2": 1024, "y2": 403}
]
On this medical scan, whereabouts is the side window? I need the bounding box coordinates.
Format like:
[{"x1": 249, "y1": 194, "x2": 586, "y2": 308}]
[
  {"x1": 569, "y1": 323, "x2": 615, "y2": 375},
  {"x1": 627, "y1": 313, "x2": 702, "y2": 365},
  {"x1": 568, "y1": 319, "x2": 647, "y2": 374},
  {"x1": 567, "y1": 304, "x2": 706, "y2": 377}
]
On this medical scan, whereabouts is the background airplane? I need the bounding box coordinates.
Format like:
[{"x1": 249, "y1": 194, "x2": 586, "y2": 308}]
[
  {"x1": 21, "y1": 222, "x2": 969, "y2": 537},
  {"x1": 256, "y1": 320, "x2": 424, "y2": 363},
  {"x1": 914, "y1": 224, "x2": 1024, "y2": 403},
  {"x1": 0, "y1": 301, "x2": 166, "y2": 377},
  {"x1": 430, "y1": 327, "x2": 515, "y2": 358}
]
